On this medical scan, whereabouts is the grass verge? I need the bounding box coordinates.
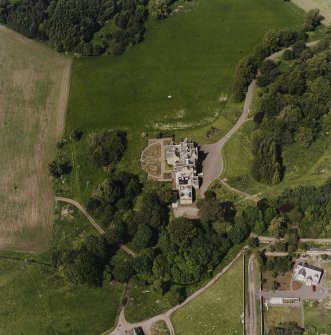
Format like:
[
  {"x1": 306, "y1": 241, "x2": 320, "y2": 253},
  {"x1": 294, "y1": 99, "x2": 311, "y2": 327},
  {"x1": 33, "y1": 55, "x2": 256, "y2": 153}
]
[
  {"x1": 304, "y1": 299, "x2": 331, "y2": 334},
  {"x1": 171, "y1": 255, "x2": 244, "y2": 335}
]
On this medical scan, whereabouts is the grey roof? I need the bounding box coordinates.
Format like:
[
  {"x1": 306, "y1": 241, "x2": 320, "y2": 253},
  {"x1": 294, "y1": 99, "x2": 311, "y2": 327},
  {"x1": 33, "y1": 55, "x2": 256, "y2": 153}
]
[
  {"x1": 165, "y1": 139, "x2": 200, "y2": 202},
  {"x1": 294, "y1": 262, "x2": 323, "y2": 285}
]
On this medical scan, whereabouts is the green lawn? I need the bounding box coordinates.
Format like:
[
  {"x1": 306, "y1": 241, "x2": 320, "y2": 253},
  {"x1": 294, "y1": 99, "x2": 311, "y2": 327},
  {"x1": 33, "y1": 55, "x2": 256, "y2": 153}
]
[
  {"x1": 0, "y1": 200, "x2": 123, "y2": 335},
  {"x1": 66, "y1": 0, "x2": 303, "y2": 182},
  {"x1": 171, "y1": 256, "x2": 243, "y2": 335},
  {"x1": 0, "y1": 257, "x2": 123, "y2": 335},
  {"x1": 50, "y1": 202, "x2": 99, "y2": 251},
  {"x1": 222, "y1": 120, "x2": 255, "y2": 184},
  {"x1": 125, "y1": 284, "x2": 173, "y2": 323},
  {"x1": 53, "y1": 135, "x2": 107, "y2": 203},
  {"x1": 304, "y1": 300, "x2": 331, "y2": 334},
  {"x1": 222, "y1": 118, "x2": 331, "y2": 198}
]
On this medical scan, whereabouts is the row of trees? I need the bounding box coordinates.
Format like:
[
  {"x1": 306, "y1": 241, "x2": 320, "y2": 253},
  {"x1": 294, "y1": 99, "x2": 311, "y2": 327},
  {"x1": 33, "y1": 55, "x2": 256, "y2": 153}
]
[
  {"x1": 251, "y1": 129, "x2": 283, "y2": 184},
  {"x1": 272, "y1": 184, "x2": 331, "y2": 238},
  {"x1": 268, "y1": 322, "x2": 304, "y2": 335},
  {"x1": 0, "y1": 0, "x2": 149, "y2": 56},
  {"x1": 233, "y1": 28, "x2": 305, "y2": 102},
  {"x1": 51, "y1": 181, "x2": 331, "y2": 304},
  {"x1": 242, "y1": 182, "x2": 331, "y2": 254},
  {"x1": 226, "y1": 182, "x2": 331, "y2": 243},
  {"x1": 233, "y1": 9, "x2": 324, "y2": 102}
]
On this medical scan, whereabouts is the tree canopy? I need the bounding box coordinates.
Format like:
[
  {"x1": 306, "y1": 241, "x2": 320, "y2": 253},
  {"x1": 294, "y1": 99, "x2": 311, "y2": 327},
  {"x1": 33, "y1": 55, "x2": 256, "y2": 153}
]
[
  {"x1": 0, "y1": 0, "x2": 149, "y2": 55},
  {"x1": 252, "y1": 36, "x2": 331, "y2": 183},
  {"x1": 89, "y1": 130, "x2": 127, "y2": 167}
]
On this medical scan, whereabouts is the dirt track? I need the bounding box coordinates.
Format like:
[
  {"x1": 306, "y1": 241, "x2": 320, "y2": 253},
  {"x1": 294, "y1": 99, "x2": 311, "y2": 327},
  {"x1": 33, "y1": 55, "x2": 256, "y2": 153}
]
[
  {"x1": 199, "y1": 80, "x2": 256, "y2": 196},
  {"x1": 55, "y1": 197, "x2": 136, "y2": 257}
]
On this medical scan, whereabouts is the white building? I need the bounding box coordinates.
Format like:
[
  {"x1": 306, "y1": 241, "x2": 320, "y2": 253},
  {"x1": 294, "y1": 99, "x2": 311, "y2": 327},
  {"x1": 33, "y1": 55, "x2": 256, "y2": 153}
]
[
  {"x1": 293, "y1": 262, "x2": 323, "y2": 286},
  {"x1": 166, "y1": 139, "x2": 199, "y2": 204}
]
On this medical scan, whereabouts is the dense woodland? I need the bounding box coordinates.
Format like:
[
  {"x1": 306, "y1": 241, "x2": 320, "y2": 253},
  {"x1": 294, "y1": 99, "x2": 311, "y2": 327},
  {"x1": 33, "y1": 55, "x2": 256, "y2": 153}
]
[
  {"x1": 0, "y1": 0, "x2": 184, "y2": 55},
  {"x1": 0, "y1": 0, "x2": 148, "y2": 55},
  {"x1": 50, "y1": 131, "x2": 331, "y2": 304},
  {"x1": 252, "y1": 34, "x2": 331, "y2": 184},
  {"x1": 233, "y1": 10, "x2": 330, "y2": 184},
  {"x1": 49, "y1": 125, "x2": 331, "y2": 306},
  {"x1": 35, "y1": 0, "x2": 331, "y2": 316},
  {"x1": 49, "y1": 130, "x2": 254, "y2": 301},
  {"x1": 233, "y1": 9, "x2": 324, "y2": 103}
]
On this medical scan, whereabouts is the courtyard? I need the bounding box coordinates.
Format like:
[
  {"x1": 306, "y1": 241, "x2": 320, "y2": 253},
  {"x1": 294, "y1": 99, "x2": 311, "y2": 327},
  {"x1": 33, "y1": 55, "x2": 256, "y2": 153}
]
[{"x1": 140, "y1": 138, "x2": 173, "y2": 182}]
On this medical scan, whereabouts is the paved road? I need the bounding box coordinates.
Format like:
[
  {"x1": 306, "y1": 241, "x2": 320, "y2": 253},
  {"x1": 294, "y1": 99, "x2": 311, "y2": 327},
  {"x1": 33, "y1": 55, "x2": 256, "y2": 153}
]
[
  {"x1": 109, "y1": 247, "x2": 248, "y2": 335},
  {"x1": 200, "y1": 80, "x2": 256, "y2": 196},
  {"x1": 55, "y1": 197, "x2": 136, "y2": 257},
  {"x1": 260, "y1": 285, "x2": 328, "y2": 301},
  {"x1": 248, "y1": 254, "x2": 257, "y2": 335},
  {"x1": 111, "y1": 309, "x2": 175, "y2": 335}
]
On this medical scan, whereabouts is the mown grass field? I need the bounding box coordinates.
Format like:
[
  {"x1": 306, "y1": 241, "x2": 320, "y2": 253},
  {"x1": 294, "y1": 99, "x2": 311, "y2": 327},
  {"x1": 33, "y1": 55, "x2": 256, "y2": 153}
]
[
  {"x1": 66, "y1": 0, "x2": 303, "y2": 192},
  {"x1": 0, "y1": 25, "x2": 71, "y2": 252},
  {"x1": 0, "y1": 256, "x2": 123, "y2": 335},
  {"x1": 171, "y1": 256, "x2": 243, "y2": 335}
]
